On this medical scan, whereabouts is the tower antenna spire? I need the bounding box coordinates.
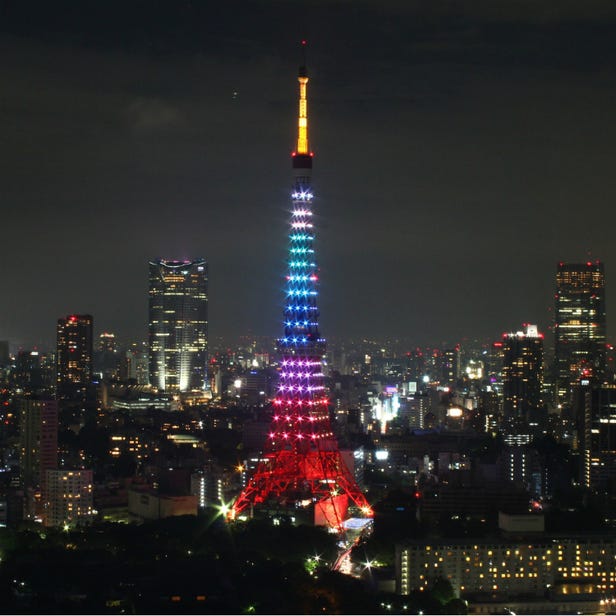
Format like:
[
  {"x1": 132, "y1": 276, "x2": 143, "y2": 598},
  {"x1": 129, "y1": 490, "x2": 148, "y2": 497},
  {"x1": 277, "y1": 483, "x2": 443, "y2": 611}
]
[
  {"x1": 300, "y1": 38, "x2": 307, "y2": 73},
  {"x1": 296, "y1": 39, "x2": 309, "y2": 155}
]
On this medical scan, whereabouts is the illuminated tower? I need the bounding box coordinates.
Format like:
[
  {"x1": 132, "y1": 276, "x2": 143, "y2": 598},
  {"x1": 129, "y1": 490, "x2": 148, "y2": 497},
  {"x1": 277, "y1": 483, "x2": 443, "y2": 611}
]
[
  {"x1": 230, "y1": 49, "x2": 372, "y2": 531},
  {"x1": 148, "y1": 259, "x2": 208, "y2": 392},
  {"x1": 554, "y1": 261, "x2": 606, "y2": 404}
]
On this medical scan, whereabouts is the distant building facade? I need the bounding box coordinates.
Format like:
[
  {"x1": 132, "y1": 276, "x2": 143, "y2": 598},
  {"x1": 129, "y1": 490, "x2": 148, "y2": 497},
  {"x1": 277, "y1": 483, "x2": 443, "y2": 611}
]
[{"x1": 148, "y1": 259, "x2": 208, "y2": 392}]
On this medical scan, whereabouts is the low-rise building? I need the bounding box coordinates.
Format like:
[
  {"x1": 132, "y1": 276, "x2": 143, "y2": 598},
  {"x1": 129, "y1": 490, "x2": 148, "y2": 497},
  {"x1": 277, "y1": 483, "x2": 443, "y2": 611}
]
[
  {"x1": 396, "y1": 532, "x2": 616, "y2": 600},
  {"x1": 128, "y1": 488, "x2": 198, "y2": 521}
]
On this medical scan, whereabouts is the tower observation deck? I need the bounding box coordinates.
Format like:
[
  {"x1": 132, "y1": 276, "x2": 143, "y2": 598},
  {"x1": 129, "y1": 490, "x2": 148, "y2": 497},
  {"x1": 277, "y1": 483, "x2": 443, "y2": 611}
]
[{"x1": 229, "y1": 47, "x2": 373, "y2": 532}]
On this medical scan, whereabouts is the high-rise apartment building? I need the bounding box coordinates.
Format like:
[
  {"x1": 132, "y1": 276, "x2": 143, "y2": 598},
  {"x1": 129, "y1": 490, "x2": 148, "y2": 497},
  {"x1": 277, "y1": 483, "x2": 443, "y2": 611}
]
[
  {"x1": 44, "y1": 469, "x2": 94, "y2": 528},
  {"x1": 502, "y1": 324, "x2": 544, "y2": 423},
  {"x1": 19, "y1": 398, "x2": 58, "y2": 491},
  {"x1": 555, "y1": 261, "x2": 606, "y2": 405},
  {"x1": 148, "y1": 259, "x2": 208, "y2": 392},
  {"x1": 56, "y1": 314, "x2": 93, "y2": 401}
]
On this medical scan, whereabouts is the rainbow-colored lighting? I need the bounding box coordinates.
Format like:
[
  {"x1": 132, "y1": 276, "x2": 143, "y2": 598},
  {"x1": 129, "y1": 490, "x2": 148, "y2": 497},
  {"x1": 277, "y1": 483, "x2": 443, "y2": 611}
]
[
  {"x1": 271, "y1": 178, "x2": 330, "y2": 445},
  {"x1": 279, "y1": 191, "x2": 323, "y2": 349},
  {"x1": 229, "y1": 51, "x2": 373, "y2": 530}
]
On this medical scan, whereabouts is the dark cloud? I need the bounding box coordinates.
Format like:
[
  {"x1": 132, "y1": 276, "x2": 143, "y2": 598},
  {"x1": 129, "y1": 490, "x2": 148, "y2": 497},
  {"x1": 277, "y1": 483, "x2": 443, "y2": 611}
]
[{"x1": 126, "y1": 98, "x2": 184, "y2": 132}]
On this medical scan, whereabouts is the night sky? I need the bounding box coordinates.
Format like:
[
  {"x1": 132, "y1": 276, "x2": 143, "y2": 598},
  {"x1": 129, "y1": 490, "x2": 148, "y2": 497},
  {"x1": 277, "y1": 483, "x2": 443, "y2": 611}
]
[{"x1": 2, "y1": 1, "x2": 616, "y2": 351}]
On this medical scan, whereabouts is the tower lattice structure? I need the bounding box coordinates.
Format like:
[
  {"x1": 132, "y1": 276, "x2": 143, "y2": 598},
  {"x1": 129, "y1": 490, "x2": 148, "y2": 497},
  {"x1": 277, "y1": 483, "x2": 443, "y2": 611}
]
[{"x1": 230, "y1": 52, "x2": 372, "y2": 531}]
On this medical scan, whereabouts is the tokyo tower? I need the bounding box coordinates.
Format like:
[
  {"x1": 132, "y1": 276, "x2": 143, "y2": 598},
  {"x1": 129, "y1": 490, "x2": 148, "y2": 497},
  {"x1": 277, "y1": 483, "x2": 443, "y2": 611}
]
[{"x1": 229, "y1": 46, "x2": 373, "y2": 531}]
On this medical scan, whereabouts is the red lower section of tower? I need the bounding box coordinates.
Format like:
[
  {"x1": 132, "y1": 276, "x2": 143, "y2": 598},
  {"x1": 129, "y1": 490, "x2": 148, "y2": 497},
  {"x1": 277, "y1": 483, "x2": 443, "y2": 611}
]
[
  {"x1": 230, "y1": 355, "x2": 373, "y2": 531},
  {"x1": 230, "y1": 444, "x2": 372, "y2": 530}
]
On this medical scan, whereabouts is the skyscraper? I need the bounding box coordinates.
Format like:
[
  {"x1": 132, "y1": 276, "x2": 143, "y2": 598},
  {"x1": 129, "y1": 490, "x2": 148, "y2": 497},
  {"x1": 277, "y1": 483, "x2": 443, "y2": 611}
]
[
  {"x1": 230, "y1": 50, "x2": 372, "y2": 532},
  {"x1": 56, "y1": 314, "x2": 93, "y2": 402},
  {"x1": 148, "y1": 259, "x2": 208, "y2": 392},
  {"x1": 554, "y1": 261, "x2": 606, "y2": 405},
  {"x1": 502, "y1": 324, "x2": 544, "y2": 424}
]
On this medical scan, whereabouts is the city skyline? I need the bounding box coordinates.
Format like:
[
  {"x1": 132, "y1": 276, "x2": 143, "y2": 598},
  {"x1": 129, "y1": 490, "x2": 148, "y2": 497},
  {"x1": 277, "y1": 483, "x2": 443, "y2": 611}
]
[{"x1": 3, "y1": 2, "x2": 616, "y2": 350}]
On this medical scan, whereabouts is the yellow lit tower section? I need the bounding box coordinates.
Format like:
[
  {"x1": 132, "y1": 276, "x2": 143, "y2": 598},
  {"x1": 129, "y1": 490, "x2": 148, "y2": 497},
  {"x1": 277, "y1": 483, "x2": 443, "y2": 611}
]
[
  {"x1": 296, "y1": 42, "x2": 310, "y2": 157},
  {"x1": 292, "y1": 41, "x2": 314, "y2": 177}
]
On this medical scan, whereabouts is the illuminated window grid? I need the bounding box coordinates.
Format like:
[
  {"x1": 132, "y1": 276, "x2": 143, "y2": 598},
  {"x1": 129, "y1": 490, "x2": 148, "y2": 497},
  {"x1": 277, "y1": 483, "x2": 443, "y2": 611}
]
[{"x1": 399, "y1": 539, "x2": 616, "y2": 596}]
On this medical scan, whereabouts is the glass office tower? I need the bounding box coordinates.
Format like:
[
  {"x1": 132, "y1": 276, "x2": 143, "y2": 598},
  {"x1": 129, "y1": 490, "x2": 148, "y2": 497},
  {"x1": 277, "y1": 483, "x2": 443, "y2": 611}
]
[
  {"x1": 148, "y1": 259, "x2": 208, "y2": 392},
  {"x1": 555, "y1": 261, "x2": 606, "y2": 404}
]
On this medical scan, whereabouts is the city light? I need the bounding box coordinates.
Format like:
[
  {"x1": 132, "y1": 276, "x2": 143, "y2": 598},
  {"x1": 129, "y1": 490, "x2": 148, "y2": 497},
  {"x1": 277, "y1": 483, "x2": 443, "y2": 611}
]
[{"x1": 4, "y1": 9, "x2": 614, "y2": 616}]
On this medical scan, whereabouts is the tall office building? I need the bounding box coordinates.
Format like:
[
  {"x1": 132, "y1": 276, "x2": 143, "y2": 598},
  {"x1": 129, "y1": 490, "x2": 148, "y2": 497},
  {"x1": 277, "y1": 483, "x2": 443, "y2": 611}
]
[
  {"x1": 19, "y1": 398, "x2": 58, "y2": 491},
  {"x1": 148, "y1": 259, "x2": 208, "y2": 392},
  {"x1": 555, "y1": 261, "x2": 606, "y2": 405},
  {"x1": 56, "y1": 314, "x2": 93, "y2": 402},
  {"x1": 502, "y1": 324, "x2": 544, "y2": 423}
]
